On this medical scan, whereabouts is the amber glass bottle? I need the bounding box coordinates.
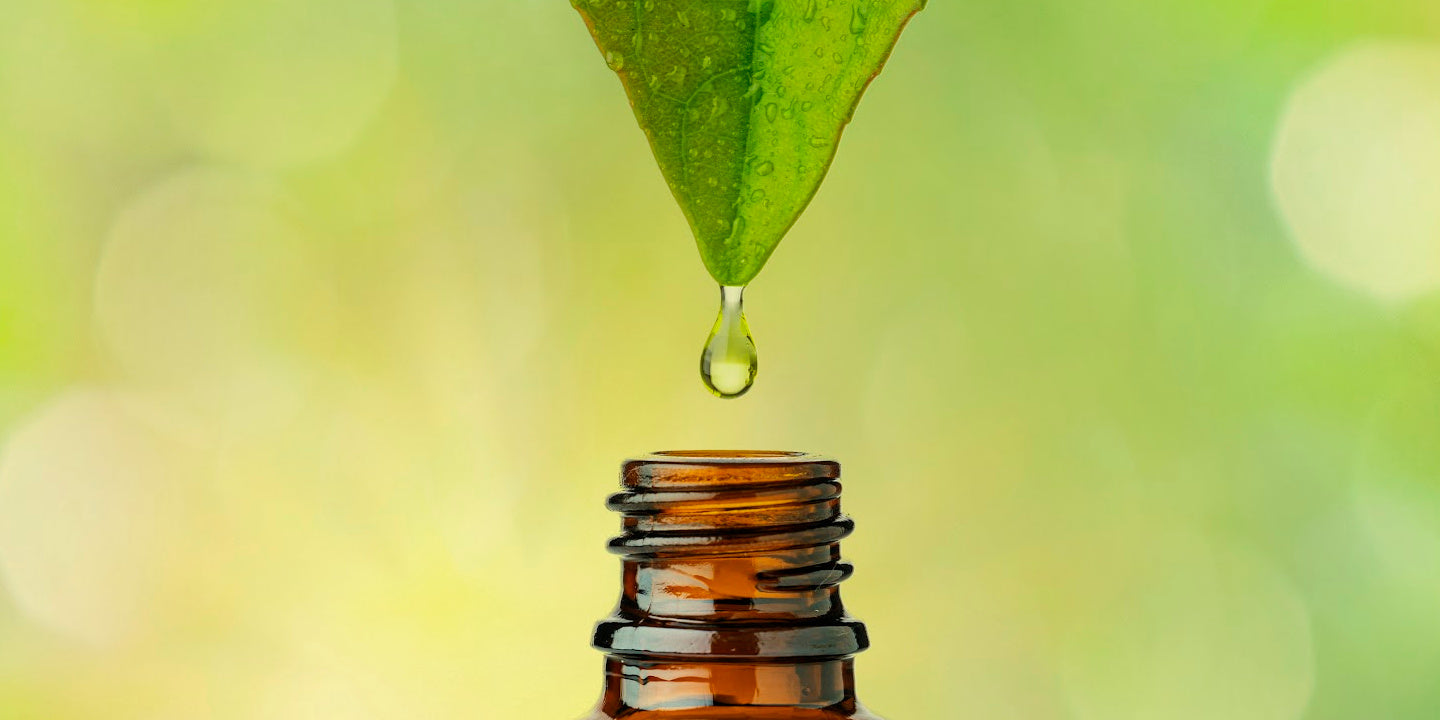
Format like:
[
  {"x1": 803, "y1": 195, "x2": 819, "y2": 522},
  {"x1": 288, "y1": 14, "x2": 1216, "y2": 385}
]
[{"x1": 579, "y1": 451, "x2": 886, "y2": 720}]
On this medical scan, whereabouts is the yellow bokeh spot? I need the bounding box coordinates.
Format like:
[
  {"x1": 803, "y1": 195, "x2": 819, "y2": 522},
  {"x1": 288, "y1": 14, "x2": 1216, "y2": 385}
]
[
  {"x1": 94, "y1": 168, "x2": 337, "y2": 425},
  {"x1": 0, "y1": 391, "x2": 193, "y2": 645}
]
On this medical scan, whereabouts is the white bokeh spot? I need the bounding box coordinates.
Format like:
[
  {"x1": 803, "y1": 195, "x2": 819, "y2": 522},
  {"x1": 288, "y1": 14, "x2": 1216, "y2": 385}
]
[{"x1": 1271, "y1": 42, "x2": 1440, "y2": 303}]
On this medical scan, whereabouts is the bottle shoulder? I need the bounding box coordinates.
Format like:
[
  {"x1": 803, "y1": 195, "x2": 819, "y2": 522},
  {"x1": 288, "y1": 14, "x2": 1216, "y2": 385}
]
[{"x1": 578, "y1": 707, "x2": 885, "y2": 720}]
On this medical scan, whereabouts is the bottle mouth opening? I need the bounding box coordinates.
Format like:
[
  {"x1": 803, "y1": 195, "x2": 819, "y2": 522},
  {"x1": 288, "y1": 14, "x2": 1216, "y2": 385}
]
[
  {"x1": 644, "y1": 450, "x2": 817, "y2": 463},
  {"x1": 622, "y1": 451, "x2": 839, "y2": 492},
  {"x1": 656, "y1": 450, "x2": 802, "y2": 458}
]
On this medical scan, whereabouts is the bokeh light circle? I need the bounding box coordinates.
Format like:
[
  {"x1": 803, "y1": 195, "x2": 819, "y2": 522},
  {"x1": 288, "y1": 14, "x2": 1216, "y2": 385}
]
[
  {"x1": 1271, "y1": 42, "x2": 1440, "y2": 303},
  {"x1": 94, "y1": 168, "x2": 336, "y2": 421},
  {"x1": 0, "y1": 391, "x2": 191, "y2": 645},
  {"x1": 1355, "y1": 380, "x2": 1440, "y2": 592}
]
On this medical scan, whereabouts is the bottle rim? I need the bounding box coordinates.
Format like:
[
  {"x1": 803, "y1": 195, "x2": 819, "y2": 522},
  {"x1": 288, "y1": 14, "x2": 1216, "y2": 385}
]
[{"x1": 640, "y1": 450, "x2": 822, "y2": 463}]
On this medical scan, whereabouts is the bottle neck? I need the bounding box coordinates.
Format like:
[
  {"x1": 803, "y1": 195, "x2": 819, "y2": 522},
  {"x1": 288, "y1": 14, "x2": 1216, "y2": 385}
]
[
  {"x1": 599, "y1": 657, "x2": 857, "y2": 712},
  {"x1": 591, "y1": 451, "x2": 868, "y2": 714}
]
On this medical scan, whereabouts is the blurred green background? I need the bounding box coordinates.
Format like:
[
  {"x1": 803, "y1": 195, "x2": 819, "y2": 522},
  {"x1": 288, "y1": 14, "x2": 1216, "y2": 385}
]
[{"x1": 2, "y1": 0, "x2": 1440, "y2": 718}]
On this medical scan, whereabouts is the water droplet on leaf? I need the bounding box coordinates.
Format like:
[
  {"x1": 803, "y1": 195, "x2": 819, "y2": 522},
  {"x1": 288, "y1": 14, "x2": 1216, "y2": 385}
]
[{"x1": 850, "y1": 5, "x2": 869, "y2": 34}]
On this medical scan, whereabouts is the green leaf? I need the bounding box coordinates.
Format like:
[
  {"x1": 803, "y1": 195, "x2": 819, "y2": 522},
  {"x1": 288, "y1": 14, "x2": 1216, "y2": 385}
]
[{"x1": 573, "y1": 0, "x2": 925, "y2": 286}]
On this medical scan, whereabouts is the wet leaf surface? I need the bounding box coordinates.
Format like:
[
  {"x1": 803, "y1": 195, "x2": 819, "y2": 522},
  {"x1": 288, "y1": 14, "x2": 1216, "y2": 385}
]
[{"x1": 573, "y1": 0, "x2": 925, "y2": 285}]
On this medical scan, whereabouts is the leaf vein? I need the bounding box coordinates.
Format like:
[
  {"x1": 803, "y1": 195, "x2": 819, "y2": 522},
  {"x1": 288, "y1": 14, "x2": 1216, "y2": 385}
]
[{"x1": 677, "y1": 66, "x2": 744, "y2": 191}]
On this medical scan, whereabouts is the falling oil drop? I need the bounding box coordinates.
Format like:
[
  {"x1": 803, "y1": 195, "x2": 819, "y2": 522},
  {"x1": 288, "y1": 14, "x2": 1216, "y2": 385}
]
[{"x1": 700, "y1": 285, "x2": 758, "y2": 398}]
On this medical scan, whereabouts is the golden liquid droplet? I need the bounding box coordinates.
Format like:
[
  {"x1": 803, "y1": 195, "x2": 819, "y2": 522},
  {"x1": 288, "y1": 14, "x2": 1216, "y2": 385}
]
[{"x1": 700, "y1": 285, "x2": 758, "y2": 398}]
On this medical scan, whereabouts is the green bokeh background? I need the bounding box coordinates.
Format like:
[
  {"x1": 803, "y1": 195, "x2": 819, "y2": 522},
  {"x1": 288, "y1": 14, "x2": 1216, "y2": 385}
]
[{"x1": 2, "y1": 1, "x2": 1440, "y2": 718}]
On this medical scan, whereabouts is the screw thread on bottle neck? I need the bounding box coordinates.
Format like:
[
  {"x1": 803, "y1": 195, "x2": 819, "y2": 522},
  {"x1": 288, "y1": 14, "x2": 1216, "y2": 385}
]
[
  {"x1": 595, "y1": 451, "x2": 867, "y2": 660},
  {"x1": 587, "y1": 452, "x2": 878, "y2": 717}
]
